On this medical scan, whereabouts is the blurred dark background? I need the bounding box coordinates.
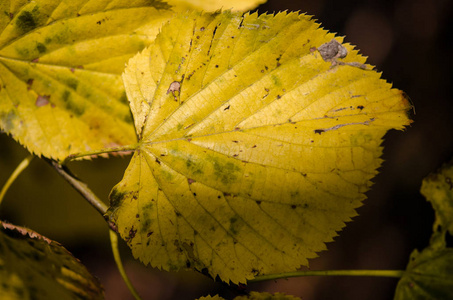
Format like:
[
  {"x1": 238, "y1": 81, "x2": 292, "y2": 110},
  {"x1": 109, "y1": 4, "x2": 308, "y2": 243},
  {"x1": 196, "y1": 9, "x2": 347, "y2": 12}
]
[{"x1": 0, "y1": 0, "x2": 452, "y2": 299}]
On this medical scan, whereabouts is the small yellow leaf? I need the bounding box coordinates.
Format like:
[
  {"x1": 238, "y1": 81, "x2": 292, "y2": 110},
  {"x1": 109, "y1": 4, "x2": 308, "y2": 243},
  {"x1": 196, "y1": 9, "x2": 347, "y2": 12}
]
[
  {"x1": 108, "y1": 11, "x2": 412, "y2": 284},
  {"x1": 197, "y1": 295, "x2": 226, "y2": 300},
  {"x1": 235, "y1": 292, "x2": 301, "y2": 300},
  {"x1": 197, "y1": 292, "x2": 301, "y2": 300},
  {"x1": 0, "y1": 0, "x2": 173, "y2": 160},
  {"x1": 167, "y1": 0, "x2": 266, "y2": 12}
]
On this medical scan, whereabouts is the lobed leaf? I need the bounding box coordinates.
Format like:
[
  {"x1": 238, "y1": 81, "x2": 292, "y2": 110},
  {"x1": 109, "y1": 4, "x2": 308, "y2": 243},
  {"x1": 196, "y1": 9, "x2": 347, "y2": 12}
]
[
  {"x1": 0, "y1": 221, "x2": 103, "y2": 300},
  {"x1": 0, "y1": 0, "x2": 173, "y2": 160},
  {"x1": 107, "y1": 11, "x2": 412, "y2": 283}
]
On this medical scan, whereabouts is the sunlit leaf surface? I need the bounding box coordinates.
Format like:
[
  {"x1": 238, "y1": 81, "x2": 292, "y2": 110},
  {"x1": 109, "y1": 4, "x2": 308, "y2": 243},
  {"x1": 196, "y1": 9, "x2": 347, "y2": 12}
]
[{"x1": 107, "y1": 11, "x2": 412, "y2": 283}]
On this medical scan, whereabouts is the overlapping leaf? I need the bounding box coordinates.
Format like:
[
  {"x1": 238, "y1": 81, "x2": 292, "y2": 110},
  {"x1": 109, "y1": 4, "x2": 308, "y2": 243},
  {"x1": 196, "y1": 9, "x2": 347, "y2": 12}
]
[
  {"x1": 0, "y1": 221, "x2": 103, "y2": 299},
  {"x1": 107, "y1": 11, "x2": 412, "y2": 283},
  {"x1": 0, "y1": 0, "x2": 174, "y2": 160}
]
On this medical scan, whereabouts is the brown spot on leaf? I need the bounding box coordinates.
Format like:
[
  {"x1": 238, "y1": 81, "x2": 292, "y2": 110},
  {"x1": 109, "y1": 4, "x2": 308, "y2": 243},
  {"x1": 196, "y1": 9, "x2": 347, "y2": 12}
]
[
  {"x1": 167, "y1": 81, "x2": 181, "y2": 101},
  {"x1": 27, "y1": 79, "x2": 34, "y2": 90},
  {"x1": 36, "y1": 95, "x2": 50, "y2": 107}
]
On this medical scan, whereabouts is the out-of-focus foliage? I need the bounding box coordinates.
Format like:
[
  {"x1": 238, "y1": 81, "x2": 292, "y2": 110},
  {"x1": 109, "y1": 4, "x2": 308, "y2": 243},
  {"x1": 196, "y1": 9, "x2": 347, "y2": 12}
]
[
  {"x1": 197, "y1": 292, "x2": 301, "y2": 300},
  {"x1": 0, "y1": 221, "x2": 103, "y2": 300}
]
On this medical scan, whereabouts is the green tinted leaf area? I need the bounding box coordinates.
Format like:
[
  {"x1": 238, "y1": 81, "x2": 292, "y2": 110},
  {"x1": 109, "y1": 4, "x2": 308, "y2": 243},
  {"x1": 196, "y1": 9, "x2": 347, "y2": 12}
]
[
  {"x1": 394, "y1": 247, "x2": 453, "y2": 300},
  {"x1": 420, "y1": 160, "x2": 453, "y2": 235},
  {"x1": 0, "y1": 222, "x2": 103, "y2": 300}
]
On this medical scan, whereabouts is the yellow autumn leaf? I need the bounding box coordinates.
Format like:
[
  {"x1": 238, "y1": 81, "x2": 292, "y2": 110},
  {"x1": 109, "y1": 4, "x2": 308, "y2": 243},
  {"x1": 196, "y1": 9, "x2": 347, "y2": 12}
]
[
  {"x1": 107, "y1": 11, "x2": 412, "y2": 284},
  {"x1": 0, "y1": 0, "x2": 173, "y2": 160},
  {"x1": 167, "y1": 0, "x2": 266, "y2": 12}
]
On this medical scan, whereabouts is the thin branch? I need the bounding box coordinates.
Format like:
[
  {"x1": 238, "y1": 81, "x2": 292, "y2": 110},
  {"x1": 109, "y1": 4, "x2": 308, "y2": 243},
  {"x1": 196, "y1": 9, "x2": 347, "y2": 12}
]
[
  {"x1": 110, "y1": 230, "x2": 142, "y2": 300},
  {"x1": 0, "y1": 155, "x2": 34, "y2": 206},
  {"x1": 45, "y1": 158, "x2": 116, "y2": 231},
  {"x1": 249, "y1": 269, "x2": 406, "y2": 283}
]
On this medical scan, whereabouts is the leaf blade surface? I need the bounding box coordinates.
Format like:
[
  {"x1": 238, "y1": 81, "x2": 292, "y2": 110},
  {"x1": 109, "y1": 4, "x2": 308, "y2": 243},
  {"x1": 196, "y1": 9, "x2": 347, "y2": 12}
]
[{"x1": 108, "y1": 11, "x2": 412, "y2": 283}]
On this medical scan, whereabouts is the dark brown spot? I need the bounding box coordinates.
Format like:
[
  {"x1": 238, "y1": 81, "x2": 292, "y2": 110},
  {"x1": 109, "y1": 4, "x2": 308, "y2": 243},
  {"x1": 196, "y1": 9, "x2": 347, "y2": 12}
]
[
  {"x1": 27, "y1": 79, "x2": 34, "y2": 90},
  {"x1": 314, "y1": 129, "x2": 324, "y2": 135}
]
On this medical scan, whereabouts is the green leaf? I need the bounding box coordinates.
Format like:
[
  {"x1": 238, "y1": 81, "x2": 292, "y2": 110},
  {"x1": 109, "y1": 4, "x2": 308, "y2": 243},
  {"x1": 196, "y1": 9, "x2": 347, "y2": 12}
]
[
  {"x1": 0, "y1": 0, "x2": 173, "y2": 160},
  {"x1": 0, "y1": 221, "x2": 103, "y2": 300},
  {"x1": 394, "y1": 246, "x2": 453, "y2": 300},
  {"x1": 420, "y1": 160, "x2": 453, "y2": 235},
  {"x1": 107, "y1": 11, "x2": 412, "y2": 283}
]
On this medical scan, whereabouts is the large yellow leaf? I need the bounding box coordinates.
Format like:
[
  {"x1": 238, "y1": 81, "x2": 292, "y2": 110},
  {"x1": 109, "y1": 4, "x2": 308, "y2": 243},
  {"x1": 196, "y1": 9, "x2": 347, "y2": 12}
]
[
  {"x1": 107, "y1": 11, "x2": 412, "y2": 284},
  {"x1": 0, "y1": 0, "x2": 173, "y2": 160}
]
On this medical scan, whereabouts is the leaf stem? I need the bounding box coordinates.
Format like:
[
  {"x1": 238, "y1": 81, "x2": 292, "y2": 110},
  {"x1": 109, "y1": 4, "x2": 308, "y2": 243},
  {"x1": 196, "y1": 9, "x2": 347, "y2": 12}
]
[
  {"x1": 45, "y1": 158, "x2": 116, "y2": 230},
  {"x1": 250, "y1": 269, "x2": 406, "y2": 283},
  {"x1": 110, "y1": 230, "x2": 142, "y2": 300},
  {"x1": 0, "y1": 155, "x2": 34, "y2": 206},
  {"x1": 63, "y1": 144, "x2": 139, "y2": 163}
]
